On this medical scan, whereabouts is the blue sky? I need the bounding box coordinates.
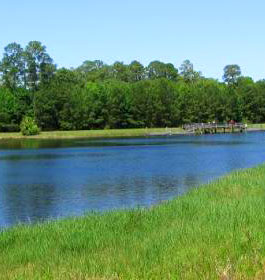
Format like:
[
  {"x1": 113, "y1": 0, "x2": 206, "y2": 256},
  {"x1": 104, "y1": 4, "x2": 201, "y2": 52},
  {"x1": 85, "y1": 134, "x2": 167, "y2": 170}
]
[{"x1": 1, "y1": 0, "x2": 264, "y2": 80}]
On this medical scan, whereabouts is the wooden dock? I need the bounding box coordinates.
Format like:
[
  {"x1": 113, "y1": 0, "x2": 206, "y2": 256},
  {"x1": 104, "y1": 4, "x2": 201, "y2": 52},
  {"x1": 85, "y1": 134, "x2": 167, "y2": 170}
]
[{"x1": 183, "y1": 123, "x2": 247, "y2": 134}]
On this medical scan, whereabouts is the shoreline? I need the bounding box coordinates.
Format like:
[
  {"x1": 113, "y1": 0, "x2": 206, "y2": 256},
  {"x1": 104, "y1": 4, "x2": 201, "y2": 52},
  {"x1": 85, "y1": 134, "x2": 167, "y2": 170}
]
[
  {"x1": 0, "y1": 125, "x2": 264, "y2": 140},
  {"x1": 1, "y1": 165, "x2": 265, "y2": 278},
  {"x1": 0, "y1": 127, "x2": 185, "y2": 140}
]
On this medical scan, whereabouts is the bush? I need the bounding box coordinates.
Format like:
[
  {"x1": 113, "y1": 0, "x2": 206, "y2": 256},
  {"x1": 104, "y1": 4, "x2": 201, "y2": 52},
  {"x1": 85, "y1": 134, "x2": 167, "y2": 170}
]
[{"x1": 20, "y1": 116, "x2": 40, "y2": 136}]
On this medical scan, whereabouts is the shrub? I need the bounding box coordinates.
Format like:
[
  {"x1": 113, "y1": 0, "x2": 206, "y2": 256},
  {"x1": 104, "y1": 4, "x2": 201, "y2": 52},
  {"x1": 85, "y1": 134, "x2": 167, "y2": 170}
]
[{"x1": 20, "y1": 116, "x2": 40, "y2": 136}]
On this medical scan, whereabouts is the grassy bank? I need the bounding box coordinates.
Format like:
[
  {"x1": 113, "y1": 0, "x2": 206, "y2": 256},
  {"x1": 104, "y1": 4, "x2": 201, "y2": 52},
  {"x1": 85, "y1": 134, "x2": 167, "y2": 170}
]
[
  {"x1": 1, "y1": 166, "x2": 265, "y2": 279},
  {"x1": 0, "y1": 123, "x2": 264, "y2": 141},
  {"x1": 248, "y1": 123, "x2": 265, "y2": 130},
  {"x1": 0, "y1": 127, "x2": 184, "y2": 140}
]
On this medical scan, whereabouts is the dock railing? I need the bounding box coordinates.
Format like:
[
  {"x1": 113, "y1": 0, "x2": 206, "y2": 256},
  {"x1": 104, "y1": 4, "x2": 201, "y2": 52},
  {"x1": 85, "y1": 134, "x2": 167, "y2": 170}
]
[{"x1": 183, "y1": 123, "x2": 246, "y2": 133}]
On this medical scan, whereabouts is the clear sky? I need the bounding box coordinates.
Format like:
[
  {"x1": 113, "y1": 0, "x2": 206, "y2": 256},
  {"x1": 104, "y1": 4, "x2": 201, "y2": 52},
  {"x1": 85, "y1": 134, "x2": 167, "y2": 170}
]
[{"x1": 1, "y1": 0, "x2": 264, "y2": 80}]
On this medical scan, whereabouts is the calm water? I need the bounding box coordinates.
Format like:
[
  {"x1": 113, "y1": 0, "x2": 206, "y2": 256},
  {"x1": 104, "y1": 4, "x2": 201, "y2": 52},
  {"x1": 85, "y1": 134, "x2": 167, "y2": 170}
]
[{"x1": 0, "y1": 131, "x2": 265, "y2": 228}]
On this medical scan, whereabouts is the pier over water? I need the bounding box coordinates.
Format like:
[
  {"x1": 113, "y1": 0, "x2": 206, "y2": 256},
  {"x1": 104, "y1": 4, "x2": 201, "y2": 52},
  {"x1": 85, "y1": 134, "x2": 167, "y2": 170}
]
[{"x1": 183, "y1": 123, "x2": 247, "y2": 134}]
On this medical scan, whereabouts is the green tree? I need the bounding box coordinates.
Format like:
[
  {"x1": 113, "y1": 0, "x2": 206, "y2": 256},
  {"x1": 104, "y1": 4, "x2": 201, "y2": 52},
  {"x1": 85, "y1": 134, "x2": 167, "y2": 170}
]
[
  {"x1": 104, "y1": 80, "x2": 133, "y2": 128},
  {"x1": 83, "y1": 82, "x2": 108, "y2": 129},
  {"x1": 0, "y1": 43, "x2": 25, "y2": 89},
  {"x1": 0, "y1": 87, "x2": 20, "y2": 131},
  {"x1": 25, "y1": 41, "x2": 56, "y2": 90},
  {"x1": 34, "y1": 69, "x2": 82, "y2": 130},
  {"x1": 179, "y1": 60, "x2": 201, "y2": 83},
  {"x1": 77, "y1": 60, "x2": 104, "y2": 73},
  {"x1": 76, "y1": 60, "x2": 111, "y2": 82},
  {"x1": 223, "y1": 64, "x2": 241, "y2": 85},
  {"x1": 147, "y1": 61, "x2": 178, "y2": 81},
  {"x1": 128, "y1": 60, "x2": 145, "y2": 82},
  {"x1": 111, "y1": 62, "x2": 130, "y2": 82}
]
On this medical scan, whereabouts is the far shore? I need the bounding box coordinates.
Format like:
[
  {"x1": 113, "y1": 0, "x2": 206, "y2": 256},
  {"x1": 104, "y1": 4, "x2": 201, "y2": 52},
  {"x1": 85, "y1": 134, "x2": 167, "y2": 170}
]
[
  {"x1": 0, "y1": 127, "x2": 184, "y2": 140},
  {"x1": 0, "y1": 124, "x2": 264, "y2": 140}
]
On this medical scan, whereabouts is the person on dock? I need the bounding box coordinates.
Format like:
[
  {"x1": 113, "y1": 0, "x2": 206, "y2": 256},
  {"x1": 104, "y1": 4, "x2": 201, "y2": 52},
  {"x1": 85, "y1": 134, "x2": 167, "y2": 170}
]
[{"x1": 229, "y1": 120, "x2": 235, "y2": 125}]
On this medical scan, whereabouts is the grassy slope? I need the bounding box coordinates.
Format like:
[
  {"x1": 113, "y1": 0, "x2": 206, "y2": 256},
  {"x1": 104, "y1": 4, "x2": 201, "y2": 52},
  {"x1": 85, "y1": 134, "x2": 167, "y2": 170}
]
[
  {"x1": 0, "y1": 127, "x2": 184, "y2": 140},
  {"x1": 1, "y1": 166, "x2": 265, "y2": 279}
]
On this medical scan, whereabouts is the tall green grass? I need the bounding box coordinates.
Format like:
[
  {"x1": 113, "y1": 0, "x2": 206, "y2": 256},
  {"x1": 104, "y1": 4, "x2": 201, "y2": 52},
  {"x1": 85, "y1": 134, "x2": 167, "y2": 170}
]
[{"x1": 1, "y1": 166, "x2": 265, "y2": 279}]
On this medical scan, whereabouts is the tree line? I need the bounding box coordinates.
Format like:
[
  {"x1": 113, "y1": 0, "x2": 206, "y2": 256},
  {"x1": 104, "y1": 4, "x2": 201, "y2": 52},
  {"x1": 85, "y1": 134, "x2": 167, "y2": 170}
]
[{"x1": 0, "y1": 41, "x2": 265, "y2": 132}]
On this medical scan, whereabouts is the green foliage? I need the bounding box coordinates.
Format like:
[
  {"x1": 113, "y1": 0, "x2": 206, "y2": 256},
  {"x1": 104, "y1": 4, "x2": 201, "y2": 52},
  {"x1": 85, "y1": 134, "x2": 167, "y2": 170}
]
[
  {"x1": 223, "y1": 64, "x2": 241, "y2": 84},
  {"x1": 0, "y1": 87, "x2": 25, "y2": 131},
  {"x1": 179, "y1": 59, "x2": 201, "y2": 83},
  {"x1": 31, "y1": 74, "x2": 265, "y2": 130},
  {"x1": 128, "y1": 60, "x2": 145, "y2": 82},
  {"x1": 24, "y1": 41, "x2": 56, "y2": 90},
  {"x1": 1, "y1": 41, "x2": 265, "y2": 131},
  {"x1": 147, "y1": 60, "x2": 178, "y2": 81},
  {"x1": 0, "y1": 42, "x2": 25, "y2": 89},
  {"x1": 0, "y1": 41, "x2": 56, "y2": 91},
  {"x1": 20, "y1": 116, "x2": 40, "y2": 136}
]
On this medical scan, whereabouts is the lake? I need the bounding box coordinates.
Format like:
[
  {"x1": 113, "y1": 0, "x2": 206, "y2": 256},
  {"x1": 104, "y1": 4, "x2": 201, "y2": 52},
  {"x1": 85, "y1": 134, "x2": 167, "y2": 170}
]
[{"x1": 0, "y1": 131, "x2": 264, "y2": 228}]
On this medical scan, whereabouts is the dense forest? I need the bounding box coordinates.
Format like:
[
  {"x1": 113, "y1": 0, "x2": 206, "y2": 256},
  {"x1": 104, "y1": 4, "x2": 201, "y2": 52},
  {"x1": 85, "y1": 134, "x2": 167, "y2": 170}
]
[{"x1": 0, "y1": 41, "x2": 265, "y2": 132}]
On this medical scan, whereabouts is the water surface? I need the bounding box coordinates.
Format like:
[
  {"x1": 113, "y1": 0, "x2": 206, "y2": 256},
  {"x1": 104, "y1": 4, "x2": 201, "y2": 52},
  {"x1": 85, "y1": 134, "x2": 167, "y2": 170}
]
[{"x1": 0, "y1": 132, "x2": 264, "y2": 228}]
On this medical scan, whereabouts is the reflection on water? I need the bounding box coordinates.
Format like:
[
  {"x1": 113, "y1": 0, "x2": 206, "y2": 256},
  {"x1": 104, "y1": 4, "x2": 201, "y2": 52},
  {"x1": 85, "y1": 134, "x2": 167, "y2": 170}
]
[{"x1": 0, "y1": 132, "x2": 265, "y2": 228}]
